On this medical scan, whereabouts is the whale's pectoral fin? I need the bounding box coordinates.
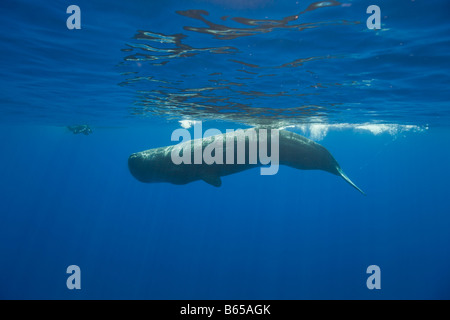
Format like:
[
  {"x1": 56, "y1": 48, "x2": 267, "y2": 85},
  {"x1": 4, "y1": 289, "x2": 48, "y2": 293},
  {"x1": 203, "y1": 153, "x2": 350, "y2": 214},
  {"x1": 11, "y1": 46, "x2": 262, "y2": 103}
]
[{"x1": 202, "y1": 174, "x2": 222, "y2": 187}]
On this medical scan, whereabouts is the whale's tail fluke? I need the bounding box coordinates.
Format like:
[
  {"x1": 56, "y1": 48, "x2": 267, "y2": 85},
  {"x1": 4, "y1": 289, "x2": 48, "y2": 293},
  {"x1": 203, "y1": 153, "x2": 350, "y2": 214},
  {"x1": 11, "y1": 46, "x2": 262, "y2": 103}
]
[{"x1": 337, "y1": 168, "x2": 366, "y2": 195}]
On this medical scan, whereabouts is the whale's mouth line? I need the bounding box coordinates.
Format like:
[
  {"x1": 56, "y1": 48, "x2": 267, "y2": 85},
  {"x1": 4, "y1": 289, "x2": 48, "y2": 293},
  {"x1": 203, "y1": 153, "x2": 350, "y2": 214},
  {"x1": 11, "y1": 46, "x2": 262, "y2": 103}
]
[{"x1": 337, "y1": 167, "x2": 366, "y2": 195}]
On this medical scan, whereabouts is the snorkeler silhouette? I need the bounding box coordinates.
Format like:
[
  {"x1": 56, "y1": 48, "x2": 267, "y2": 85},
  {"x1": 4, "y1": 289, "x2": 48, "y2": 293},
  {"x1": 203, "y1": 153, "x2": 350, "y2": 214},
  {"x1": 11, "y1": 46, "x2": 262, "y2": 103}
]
[{"x1": 67, "y1": 125, "x2": 92, "y2": 136}]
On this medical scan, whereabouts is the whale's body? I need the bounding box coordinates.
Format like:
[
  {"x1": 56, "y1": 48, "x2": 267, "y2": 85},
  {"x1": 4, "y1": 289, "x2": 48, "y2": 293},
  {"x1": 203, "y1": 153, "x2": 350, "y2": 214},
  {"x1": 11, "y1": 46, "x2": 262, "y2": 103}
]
[{"x1": 128, "y1": 128, "x2": 364, "y2": 194}]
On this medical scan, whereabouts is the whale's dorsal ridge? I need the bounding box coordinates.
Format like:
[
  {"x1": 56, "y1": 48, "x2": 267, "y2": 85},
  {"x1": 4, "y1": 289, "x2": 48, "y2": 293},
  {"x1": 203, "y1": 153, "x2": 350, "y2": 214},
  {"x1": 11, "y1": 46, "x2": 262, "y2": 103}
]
[{"x1": 202, "y1": 174, "x2": 222, "y2": 187}]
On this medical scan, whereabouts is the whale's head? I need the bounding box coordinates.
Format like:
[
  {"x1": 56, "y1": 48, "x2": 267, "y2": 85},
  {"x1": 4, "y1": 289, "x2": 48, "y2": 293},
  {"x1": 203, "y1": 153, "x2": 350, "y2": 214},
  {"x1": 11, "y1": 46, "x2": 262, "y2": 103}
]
[
  {"x1": 128, "y1": 151, "x2": 171, "y2": 183},
  {"x1": 128, "y1": 152, "x2": 152, "y2": 183},
  {"x1": 128, "y1": 148, "x2": 192, "y2": 185}
]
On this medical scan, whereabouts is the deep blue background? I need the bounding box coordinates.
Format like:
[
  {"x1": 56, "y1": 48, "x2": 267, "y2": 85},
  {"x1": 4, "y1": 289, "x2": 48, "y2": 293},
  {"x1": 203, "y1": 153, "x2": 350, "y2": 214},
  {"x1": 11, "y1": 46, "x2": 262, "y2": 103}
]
[
  {"x1": 1, "y1": 124, "x2": 449, "y2": 299},
  {"x1": 1, "y1": 0, "x2": 450, "y2": 299}
]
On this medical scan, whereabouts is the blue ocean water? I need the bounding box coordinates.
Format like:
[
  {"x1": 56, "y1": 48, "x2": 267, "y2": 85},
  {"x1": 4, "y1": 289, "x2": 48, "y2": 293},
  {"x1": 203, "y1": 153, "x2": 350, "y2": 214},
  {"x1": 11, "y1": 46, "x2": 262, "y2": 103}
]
[{"x1": 0, "y1": 0, "x2": 449, "y2": 299}]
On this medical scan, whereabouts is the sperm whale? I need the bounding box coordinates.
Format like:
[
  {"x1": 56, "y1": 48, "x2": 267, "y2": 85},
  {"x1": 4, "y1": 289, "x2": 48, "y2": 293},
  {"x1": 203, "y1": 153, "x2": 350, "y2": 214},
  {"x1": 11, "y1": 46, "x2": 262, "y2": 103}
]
[{"x1": 128, "y1": 128, "x2": 365, "y2": 194}]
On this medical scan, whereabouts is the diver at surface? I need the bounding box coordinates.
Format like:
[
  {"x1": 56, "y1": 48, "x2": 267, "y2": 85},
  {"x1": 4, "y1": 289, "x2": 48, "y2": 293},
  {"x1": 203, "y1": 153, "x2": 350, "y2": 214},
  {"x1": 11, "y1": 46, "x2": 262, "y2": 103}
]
[{"x1": 67, "y1": 125, "x2": 92, "y2": 135}]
